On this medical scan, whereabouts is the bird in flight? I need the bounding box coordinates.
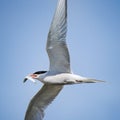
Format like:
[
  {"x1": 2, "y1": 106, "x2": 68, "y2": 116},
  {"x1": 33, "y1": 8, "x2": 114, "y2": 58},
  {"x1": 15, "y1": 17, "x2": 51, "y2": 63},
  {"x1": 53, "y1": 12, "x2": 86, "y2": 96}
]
[{"x1": 24, "y1": 0, "x2": 103, "y2": 120}]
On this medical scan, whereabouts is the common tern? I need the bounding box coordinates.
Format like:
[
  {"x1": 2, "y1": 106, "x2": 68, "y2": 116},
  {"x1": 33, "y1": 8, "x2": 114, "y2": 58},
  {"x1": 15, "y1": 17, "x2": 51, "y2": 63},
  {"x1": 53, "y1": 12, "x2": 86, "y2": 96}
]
[{"x1": 24, "y1": 0, "x2": 103, "y2": 120}]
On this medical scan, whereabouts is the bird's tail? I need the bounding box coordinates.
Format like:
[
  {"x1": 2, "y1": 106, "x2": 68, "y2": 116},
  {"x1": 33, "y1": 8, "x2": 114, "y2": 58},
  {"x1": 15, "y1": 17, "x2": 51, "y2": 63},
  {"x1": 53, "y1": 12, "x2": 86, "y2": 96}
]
[{"x1": 75, "y1": 78, "x2": 105, "y2": 84}]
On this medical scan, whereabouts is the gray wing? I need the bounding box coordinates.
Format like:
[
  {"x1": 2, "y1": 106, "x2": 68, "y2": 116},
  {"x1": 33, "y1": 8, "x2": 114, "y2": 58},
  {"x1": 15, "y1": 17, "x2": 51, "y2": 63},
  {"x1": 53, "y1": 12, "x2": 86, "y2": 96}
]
[
  {"x1": 47, "y1": 0, "x2": 71, "y2": 73},
  {"x1": 25, "y1": 85, "x2": 63, "y2": 120}
]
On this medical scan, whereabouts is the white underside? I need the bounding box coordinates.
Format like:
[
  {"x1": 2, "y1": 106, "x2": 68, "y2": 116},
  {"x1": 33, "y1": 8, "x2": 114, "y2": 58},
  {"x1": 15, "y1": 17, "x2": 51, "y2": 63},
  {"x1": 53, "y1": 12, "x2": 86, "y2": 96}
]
[{"x1": 37, "y1": 73, "x2": 103, "y2": 85}]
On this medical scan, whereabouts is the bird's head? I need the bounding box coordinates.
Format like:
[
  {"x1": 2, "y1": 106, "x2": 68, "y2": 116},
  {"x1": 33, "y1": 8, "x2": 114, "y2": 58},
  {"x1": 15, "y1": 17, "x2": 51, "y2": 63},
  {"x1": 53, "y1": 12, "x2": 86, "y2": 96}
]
[{"x1": 23, "y1": 71, "x2": 47, "y2": 83}]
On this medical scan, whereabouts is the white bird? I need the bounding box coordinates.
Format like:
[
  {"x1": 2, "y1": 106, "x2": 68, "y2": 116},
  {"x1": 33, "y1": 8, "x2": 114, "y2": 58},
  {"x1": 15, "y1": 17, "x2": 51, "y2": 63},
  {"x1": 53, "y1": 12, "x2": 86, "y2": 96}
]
[{"x1": 24, "y1": 0, "x2": 103, "y2": 120}]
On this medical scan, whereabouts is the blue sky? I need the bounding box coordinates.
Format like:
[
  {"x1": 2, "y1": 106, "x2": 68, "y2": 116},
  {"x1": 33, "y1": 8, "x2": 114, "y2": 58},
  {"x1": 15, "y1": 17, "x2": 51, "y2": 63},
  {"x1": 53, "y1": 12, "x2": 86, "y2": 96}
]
[{"x1": 0, "y1": 0, "x2": 120, "y2": 120}]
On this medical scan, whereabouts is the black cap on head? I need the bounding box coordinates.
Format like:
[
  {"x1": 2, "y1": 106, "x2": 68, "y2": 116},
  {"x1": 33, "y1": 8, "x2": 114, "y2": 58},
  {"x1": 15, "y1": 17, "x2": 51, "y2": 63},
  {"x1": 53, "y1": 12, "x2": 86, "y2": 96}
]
[{"x1": 33, "y1": 71, "x2": 47, "y2": 74}]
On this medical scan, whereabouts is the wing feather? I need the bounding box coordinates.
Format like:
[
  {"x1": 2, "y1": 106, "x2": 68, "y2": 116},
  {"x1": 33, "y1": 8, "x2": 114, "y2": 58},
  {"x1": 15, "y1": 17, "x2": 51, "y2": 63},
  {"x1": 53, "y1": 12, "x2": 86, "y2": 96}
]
[
  {"x1": 25, "y1": 85, "x2": 63, "y2": 120},
  {"x1": 47, "y1": 0, "x2": 71, "y2": 73}
]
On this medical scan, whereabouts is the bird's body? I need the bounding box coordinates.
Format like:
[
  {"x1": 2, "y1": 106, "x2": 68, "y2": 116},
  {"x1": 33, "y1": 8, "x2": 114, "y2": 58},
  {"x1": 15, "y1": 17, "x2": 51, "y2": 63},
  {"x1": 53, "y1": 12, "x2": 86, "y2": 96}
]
[
  {"x1": 24, "y1": 0, "x2": 103, "y2": 120},
  {"x1": 36, "y1": 72, "x2": 102, "y2": 85}
]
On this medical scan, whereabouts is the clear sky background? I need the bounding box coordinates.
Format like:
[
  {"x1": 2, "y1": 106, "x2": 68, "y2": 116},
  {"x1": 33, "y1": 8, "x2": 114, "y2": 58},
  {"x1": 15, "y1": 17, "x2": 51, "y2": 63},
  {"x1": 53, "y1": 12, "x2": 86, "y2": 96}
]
[{"x1": 0, "y1": 0, "x2": 120, "y2": 120}]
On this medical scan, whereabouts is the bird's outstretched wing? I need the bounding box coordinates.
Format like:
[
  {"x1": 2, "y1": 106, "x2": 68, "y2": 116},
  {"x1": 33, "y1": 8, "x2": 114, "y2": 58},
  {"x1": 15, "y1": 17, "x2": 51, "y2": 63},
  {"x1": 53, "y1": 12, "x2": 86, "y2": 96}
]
[
  {"x1": 25, "y1": 85, "x2": 63, "y2": 120},
  {"x1": 47, "y1": 0, "x2": 71, "y2": 73}
]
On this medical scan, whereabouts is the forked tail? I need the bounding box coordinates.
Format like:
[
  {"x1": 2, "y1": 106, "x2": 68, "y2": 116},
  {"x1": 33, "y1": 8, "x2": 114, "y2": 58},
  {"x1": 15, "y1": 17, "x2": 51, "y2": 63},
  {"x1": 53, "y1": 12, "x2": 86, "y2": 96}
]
[{"x1": 75, "y1": 78, "x2": 105, "y2": 84}]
